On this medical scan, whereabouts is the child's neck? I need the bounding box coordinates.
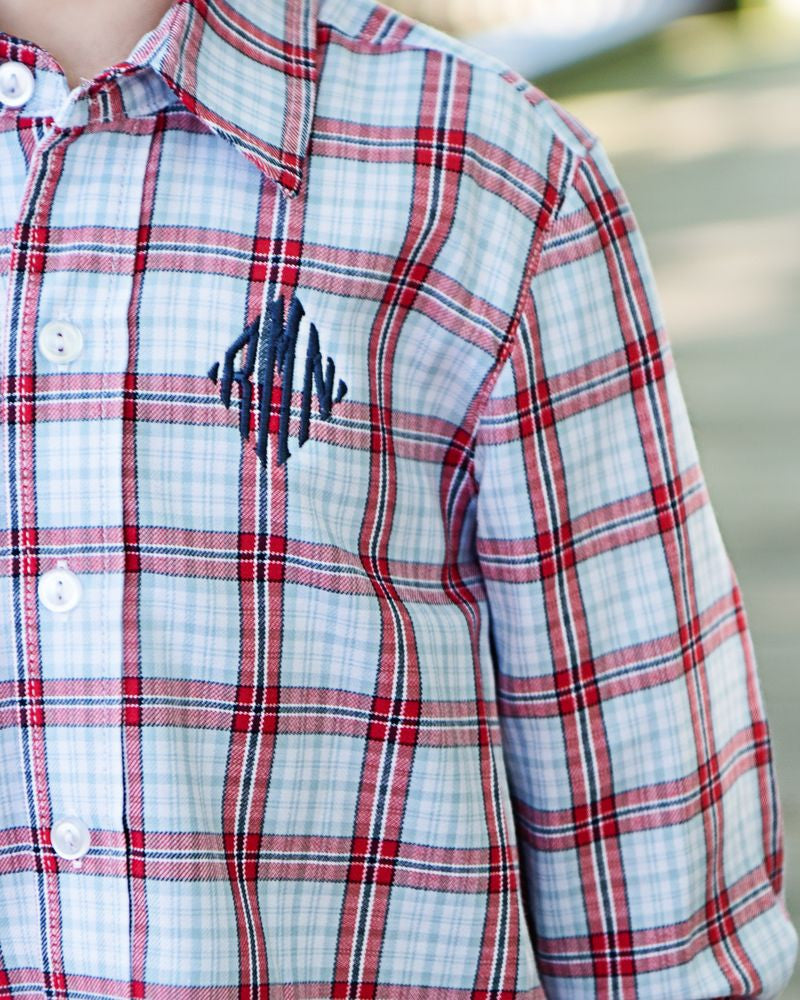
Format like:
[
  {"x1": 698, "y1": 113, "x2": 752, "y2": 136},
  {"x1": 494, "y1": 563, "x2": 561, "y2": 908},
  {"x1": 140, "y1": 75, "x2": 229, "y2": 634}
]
[{"x1": 0, "y1": 0, "x2": 177, "y2": 91}]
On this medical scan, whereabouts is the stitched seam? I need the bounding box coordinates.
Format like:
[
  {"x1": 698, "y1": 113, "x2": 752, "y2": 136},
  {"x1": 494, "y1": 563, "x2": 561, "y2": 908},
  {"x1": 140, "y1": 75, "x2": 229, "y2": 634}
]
[
  {"x1": 317, "y1": 17, "x2": 597, "y2": 160},
  {"x1": 463, "y1": 138, "x2": 593, "y2": 479}
]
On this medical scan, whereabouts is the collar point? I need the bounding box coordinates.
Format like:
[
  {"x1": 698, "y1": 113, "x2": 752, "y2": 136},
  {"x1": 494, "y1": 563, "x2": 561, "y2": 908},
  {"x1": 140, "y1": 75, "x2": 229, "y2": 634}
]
[{"x1": 242, "y1": 150, "x2": 304, "y2": 198}]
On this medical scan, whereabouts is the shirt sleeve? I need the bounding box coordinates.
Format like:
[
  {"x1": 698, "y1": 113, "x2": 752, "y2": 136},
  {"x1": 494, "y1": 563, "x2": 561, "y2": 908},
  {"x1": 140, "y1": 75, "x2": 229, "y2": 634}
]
[{"x1": 471, "y1": 136, "x2": 799, "y2": 997}]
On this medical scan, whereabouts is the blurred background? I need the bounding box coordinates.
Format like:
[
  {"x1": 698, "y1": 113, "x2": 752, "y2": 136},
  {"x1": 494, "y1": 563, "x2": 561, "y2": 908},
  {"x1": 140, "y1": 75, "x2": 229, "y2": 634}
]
[{"x1": 389, "y1": 0, "x2": 800, "y2": 992}]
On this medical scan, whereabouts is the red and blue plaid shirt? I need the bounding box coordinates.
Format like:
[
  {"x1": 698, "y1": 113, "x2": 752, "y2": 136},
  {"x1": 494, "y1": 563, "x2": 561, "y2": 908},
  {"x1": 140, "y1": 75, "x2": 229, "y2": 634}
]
[{"x1": 0, "y1": 0, "x2": 796, "y2": 996}]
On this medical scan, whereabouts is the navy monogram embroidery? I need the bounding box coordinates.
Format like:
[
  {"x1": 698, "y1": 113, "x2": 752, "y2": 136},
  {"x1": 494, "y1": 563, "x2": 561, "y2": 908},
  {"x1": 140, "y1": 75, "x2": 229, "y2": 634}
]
[{"x1": 208, "y1": 293, "x2": 347, "y2": 466}]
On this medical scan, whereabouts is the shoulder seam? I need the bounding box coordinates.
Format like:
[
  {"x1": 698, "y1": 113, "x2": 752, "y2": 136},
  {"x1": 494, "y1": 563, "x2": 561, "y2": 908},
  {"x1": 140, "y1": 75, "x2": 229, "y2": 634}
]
[
  {"x1": 490, "y1": 135, "x2": 602, "y2": 372},
  {"x1": 463, "y1": 138, "x2": 584, "y2": 473},
  {"x1": 318, "y1": 9, "x2": 598, "y2": 158},
  {"x1": 465, "y1": 136, "x2": 602, "y2": 475},
  {"x1": 495, "y1": 134, "x2": 603, "y2": 366}
]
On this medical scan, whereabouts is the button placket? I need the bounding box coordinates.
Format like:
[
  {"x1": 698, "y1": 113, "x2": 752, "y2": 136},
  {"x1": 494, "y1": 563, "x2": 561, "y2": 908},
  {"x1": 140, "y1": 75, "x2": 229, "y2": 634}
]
[
  {"x1": 1, "y1": 120, "x2": 95, "y2": 991},
  {"x1": 0, "y1": 47, "x2": 173, "y2": 987}
]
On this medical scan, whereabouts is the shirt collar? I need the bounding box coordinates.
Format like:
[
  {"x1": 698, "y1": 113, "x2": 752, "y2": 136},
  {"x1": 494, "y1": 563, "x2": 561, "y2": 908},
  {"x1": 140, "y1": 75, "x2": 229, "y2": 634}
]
[
  {"x1": 149, "y1": 0, "x2": 319, "y2": 197},
  {"x1": 0, "y1": 0, "x2": 319, "y2": 197}
]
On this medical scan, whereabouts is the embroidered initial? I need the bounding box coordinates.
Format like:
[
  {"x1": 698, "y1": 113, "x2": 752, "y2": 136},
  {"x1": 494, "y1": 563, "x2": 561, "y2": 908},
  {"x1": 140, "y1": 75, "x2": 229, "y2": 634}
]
[{"x1": 208, "y1": 293, "x2": 347, "y2": 466}]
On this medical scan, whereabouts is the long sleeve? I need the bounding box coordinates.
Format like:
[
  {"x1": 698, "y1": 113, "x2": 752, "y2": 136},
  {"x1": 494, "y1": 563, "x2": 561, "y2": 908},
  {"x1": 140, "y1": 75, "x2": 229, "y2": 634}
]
[{"x1": 471, "y1": 136, "x2": 798, "y2": 997}]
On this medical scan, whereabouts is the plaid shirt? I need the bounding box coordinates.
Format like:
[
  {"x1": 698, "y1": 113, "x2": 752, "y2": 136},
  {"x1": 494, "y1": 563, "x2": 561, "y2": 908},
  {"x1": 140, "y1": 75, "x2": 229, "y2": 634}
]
[{"x1": 0, "y1": 0, "x2": 797, "y2": 996}]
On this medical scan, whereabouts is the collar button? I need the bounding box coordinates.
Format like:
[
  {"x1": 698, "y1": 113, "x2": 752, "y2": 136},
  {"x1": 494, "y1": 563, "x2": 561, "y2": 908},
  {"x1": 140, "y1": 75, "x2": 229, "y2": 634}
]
[{"x1": 0, "y1": 60, "x2": 35, "y2": 108}]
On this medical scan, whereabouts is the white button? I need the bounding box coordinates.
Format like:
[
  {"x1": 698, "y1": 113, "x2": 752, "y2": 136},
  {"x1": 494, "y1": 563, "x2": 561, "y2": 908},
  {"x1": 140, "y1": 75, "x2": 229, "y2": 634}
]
[
  {"x1": 0, "y1": 60, "x2": 35, "y2": 108},
  {"x1": 39, "y1": 319, "x2": 84, "y2": 364},
  {"x1": 38, "y1": 562, "x2": 82, "y2": 613},
  {"x1": 50, "y1": 816, "x2": 91, "y2": 860}
]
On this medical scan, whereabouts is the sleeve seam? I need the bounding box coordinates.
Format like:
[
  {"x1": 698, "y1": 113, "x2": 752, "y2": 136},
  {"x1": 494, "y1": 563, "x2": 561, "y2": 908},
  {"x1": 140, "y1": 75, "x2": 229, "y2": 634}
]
[{"x1": 464, "y1": 138, "x2": 596, "y2": 472}]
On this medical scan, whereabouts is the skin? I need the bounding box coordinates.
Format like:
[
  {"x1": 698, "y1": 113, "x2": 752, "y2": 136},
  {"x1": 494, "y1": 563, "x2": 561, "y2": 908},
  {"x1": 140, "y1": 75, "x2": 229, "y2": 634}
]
[{"x1": 0, "y1": 0, "x2": 176, "y2": 89}]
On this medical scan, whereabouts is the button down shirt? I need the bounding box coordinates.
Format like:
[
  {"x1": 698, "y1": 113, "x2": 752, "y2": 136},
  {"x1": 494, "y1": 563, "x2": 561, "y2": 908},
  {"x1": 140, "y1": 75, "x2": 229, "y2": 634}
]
[{"x1": 0, "y1": 0, "x2": 797, "y2": 996}]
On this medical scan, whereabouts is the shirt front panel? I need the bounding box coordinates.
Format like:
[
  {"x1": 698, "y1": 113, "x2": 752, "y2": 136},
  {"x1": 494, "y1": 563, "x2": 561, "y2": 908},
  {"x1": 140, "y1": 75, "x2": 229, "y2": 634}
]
[{"x1": 0, "y1": 9, "x2": 550, "y2": 997}]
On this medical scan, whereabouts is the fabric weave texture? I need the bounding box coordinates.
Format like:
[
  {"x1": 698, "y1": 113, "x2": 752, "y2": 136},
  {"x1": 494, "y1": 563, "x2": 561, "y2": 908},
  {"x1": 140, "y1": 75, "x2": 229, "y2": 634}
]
[{"x1": 0, "y1": 0, "x2": 796, "y2": 996}]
